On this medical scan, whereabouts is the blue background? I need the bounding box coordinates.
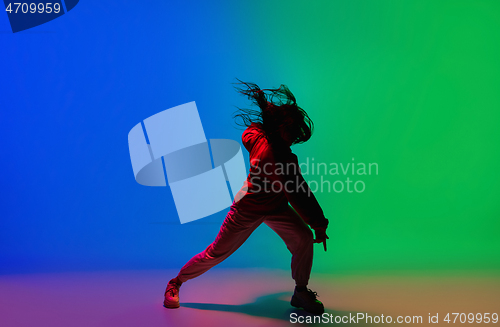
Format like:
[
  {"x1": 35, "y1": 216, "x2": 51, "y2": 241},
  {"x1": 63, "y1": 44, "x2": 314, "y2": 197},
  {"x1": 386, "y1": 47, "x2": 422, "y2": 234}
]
[{"x1": 0, "y1": 1, "x2": 292, "y2": 274}]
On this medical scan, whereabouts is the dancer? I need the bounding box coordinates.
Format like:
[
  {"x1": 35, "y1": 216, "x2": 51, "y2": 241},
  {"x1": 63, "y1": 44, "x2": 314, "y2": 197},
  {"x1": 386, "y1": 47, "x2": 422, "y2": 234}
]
[{"x1": 164, "y1": 81, "x2": 329, "y2": 314}]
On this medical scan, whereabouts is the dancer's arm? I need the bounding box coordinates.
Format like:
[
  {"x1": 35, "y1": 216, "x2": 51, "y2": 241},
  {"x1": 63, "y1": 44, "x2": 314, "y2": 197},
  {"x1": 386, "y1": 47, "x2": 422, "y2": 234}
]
[
  {"x1": 276, "y1": 154, "x2": 327, "y2": 224},
  {"x1": 279, "y1": 154, "x2": 329, "y2": 251}
]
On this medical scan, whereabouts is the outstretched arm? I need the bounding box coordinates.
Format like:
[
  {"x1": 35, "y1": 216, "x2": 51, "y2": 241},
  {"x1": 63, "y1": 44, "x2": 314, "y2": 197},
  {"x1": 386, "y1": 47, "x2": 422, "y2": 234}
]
[{"x1": 277, "y1": 152, "x2": 329, "y2": 250}]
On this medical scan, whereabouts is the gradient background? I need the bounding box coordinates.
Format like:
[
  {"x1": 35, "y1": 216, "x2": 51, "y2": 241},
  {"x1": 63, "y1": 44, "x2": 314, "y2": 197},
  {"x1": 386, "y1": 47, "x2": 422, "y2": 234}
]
[{"x1": 1, "y1": 0, "x2": 499, "y2": 278}]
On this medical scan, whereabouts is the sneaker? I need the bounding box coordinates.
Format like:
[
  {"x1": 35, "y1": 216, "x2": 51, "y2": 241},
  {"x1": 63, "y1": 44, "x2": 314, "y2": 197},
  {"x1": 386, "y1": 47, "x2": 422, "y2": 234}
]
[
  {"x1": 163, "y1": 278, "x2": 181, "y2": 308},
  {"x1": 290, "y1": 288, "x2": 324, "y2": 315}
]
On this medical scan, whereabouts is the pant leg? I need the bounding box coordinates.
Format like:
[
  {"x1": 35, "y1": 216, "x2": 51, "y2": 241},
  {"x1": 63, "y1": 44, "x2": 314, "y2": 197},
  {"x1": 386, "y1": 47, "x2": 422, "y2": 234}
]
[
  {"x1": 177, "y1": 206, "x2": 264, "y2": 283},
  {"x1": 263, "y1": 205, "x2": 314, "y2": 287}
]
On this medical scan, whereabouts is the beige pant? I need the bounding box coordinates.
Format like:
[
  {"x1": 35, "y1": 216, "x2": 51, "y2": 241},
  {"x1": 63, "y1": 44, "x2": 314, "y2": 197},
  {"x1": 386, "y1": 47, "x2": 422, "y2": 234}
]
[{"x1": 177, "y1": 204, "x2": 313, "y2": 286}]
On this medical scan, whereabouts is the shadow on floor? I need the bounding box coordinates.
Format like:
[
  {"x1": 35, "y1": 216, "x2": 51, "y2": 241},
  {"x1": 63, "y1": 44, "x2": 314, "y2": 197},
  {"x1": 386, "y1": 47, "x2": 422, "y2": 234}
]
[{"x1": 182, "y1": 292, "x2": 378, "y2": 326}]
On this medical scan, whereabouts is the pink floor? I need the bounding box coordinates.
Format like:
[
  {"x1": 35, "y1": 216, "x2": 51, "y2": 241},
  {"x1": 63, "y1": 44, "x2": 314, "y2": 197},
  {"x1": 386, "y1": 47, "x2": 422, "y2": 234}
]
[{"x1": 1, "y1": 268, "x2": 499, "y2": 327}]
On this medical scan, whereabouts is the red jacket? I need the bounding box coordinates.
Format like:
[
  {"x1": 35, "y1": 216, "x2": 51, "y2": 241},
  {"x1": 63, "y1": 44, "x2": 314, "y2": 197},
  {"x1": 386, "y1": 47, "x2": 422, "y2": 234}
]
[{"x1": 233, "y1": 123, "x2": 328, "y2": 229}]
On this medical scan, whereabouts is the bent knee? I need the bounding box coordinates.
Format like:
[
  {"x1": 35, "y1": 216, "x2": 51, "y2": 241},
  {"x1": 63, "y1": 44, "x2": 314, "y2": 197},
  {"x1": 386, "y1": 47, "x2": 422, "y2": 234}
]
[{"x1": 296, "y1": 227, "x2": 314, "y2": 248}]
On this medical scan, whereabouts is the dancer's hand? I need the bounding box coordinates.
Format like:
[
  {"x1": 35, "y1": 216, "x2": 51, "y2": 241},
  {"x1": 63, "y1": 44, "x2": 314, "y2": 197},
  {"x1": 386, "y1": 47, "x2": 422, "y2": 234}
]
[{"x1": 313, "y1": 227, "x2": 329, "y2": 252}]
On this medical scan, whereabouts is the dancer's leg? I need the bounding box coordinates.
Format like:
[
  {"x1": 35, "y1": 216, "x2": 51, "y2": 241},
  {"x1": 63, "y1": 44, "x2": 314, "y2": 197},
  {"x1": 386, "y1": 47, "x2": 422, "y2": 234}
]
[
  {"x1": 263, "y1": 206, "x2": 314, "y2": 287},
  {"x1": 177, "y1": 206, "x2": 264, "y2": 282}
]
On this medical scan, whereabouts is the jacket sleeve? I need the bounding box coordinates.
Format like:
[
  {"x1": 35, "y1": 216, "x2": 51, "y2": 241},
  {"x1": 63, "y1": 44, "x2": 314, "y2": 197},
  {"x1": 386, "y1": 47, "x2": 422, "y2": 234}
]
[{"x1": 276, "y1": 152, "x2": 329, "y2": 229}]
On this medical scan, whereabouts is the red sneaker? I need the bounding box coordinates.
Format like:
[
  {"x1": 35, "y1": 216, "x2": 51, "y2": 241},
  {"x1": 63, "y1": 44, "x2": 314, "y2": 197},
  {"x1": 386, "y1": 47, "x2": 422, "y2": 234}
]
[{"x1": 163, "y1": 278, "x2": 181, "y2": 308}]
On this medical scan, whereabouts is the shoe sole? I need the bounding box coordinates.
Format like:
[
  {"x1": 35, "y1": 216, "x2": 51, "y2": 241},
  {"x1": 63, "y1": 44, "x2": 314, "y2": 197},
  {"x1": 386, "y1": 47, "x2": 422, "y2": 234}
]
[
  {"x1": 163, "y1": 300, "x2": 180, "y2": 309},
  {"x1": 290, "y1": 296, "x2": 324, "y2": 315}
]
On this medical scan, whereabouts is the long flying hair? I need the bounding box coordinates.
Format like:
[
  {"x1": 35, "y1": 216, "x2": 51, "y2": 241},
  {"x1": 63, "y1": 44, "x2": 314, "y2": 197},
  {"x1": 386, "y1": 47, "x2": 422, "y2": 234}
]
[{"x1": 233, "y1": 79, "x2": 314, "y2": 145}]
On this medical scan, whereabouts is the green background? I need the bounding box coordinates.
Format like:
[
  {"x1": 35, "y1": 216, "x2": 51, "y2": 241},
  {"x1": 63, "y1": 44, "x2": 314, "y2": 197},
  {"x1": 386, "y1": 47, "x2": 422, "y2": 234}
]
[{"x1": 273, "y1": 0, "x2": 500, "y2": 273}]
